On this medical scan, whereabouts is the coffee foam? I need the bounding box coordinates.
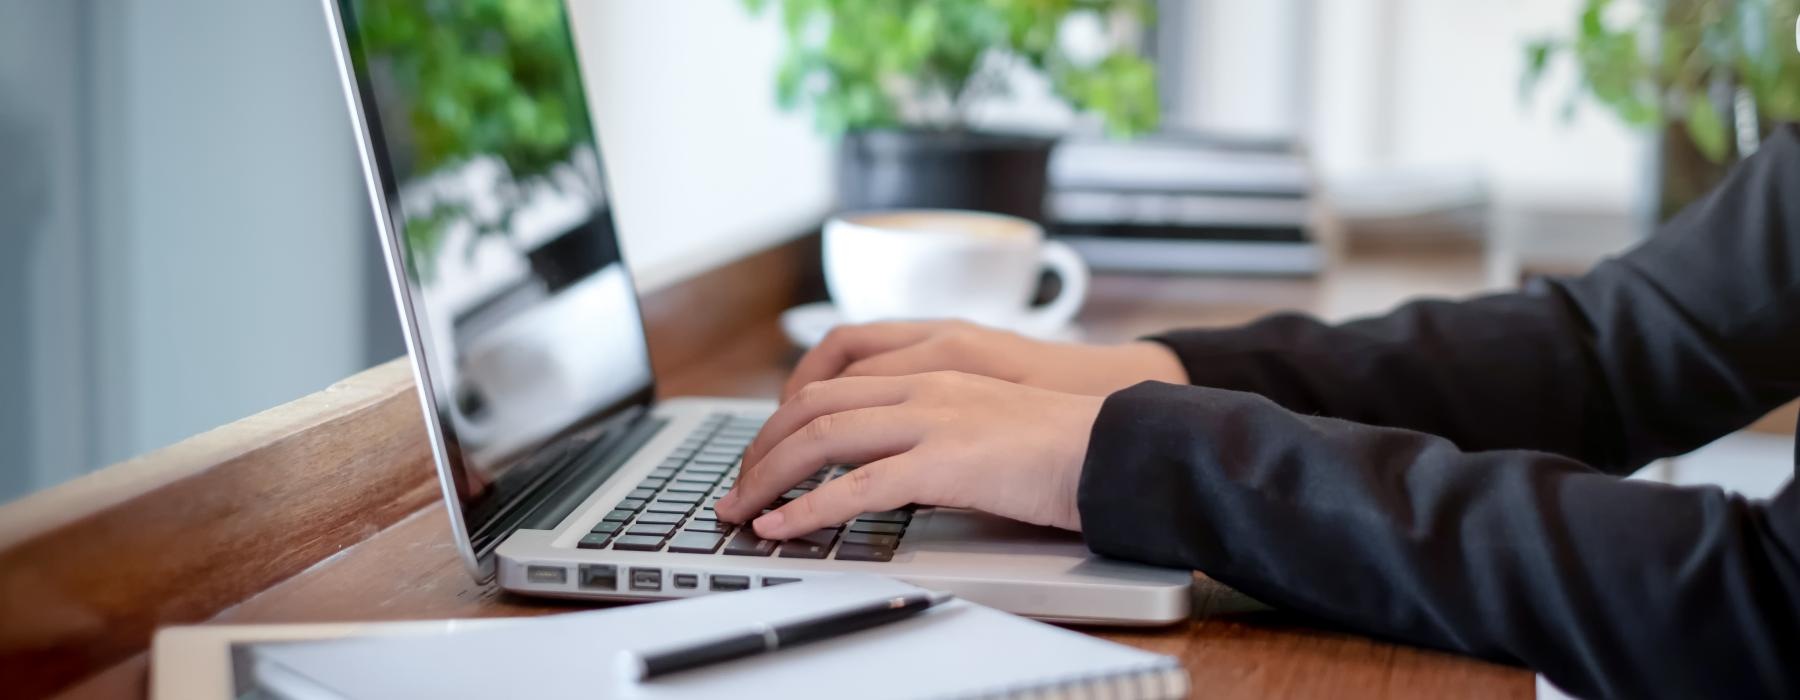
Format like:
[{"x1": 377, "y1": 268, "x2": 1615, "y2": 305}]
[{"x1": 848, "y1": 211, "x2": 1031, "y2": 239}]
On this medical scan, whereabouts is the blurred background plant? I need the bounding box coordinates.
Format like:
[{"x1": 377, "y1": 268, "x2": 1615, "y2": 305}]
[
  {"x1": 743, "y1": 0, "x2": 1160, "y2": 137},
  {"x1": 353, "y1": 0, "x2": 595, "y2": 279},
  {"x1": 1522, "y1": 0, "x2": 1800, "y2": 219}
]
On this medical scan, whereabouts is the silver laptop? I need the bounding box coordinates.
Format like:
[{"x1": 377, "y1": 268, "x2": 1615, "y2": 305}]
[{"x1": 319, "y1": 0, "x2": 1190, "y2": 625}]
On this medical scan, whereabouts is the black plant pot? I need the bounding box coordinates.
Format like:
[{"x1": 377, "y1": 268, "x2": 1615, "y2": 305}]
[{"x1": 836, "y1": 130, "x2": 1056, "y2": 223}]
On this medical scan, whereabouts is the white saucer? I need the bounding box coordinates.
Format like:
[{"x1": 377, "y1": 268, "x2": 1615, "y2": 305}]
[{"x1": 779, "y1": 301, "x2": 1085, "y2": 349}]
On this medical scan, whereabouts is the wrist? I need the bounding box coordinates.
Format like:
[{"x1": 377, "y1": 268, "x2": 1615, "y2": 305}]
[{"x1": 1122, "y1": 341, "x2": 1188, "y2": 385}]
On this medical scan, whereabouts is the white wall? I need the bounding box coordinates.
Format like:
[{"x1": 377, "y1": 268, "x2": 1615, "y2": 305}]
[
  {"x1": 1174, "y1": 0, "x2": 1309, "y2": 140},
  {"x1": 1, "y1": 2, "x2": 92, "y2": 495},
  {"x1": 569, "y1": 1, "x2": 834, "y2": 291},
  {"x1": 1188, "y1": 0, "x2": 1652, "y2": 216},
  {"x1": 1303, "y1": 0, "x2": 1648, "y2": 214},
  {"x1": 87, "y1": 0, "x2": 370, "y2": 465}
]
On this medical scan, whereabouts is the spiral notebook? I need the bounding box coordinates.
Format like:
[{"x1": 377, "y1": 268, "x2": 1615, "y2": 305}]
[{"x1": 245, "y1": 574, "x2": 1187, "y2": 699}]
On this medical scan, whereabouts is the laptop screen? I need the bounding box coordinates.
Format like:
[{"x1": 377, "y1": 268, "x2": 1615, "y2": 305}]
[{"x1": 331, "y1": 0, "x2": 654, "y2": 568}]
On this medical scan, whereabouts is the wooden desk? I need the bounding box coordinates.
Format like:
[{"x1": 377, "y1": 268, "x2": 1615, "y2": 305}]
[{"x1": 6, "y1": 244, "x2": 1531, "y2": 699}]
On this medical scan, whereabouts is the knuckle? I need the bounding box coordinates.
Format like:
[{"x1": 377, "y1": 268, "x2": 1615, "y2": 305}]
[
  {"x1": 786, "y1": 493, "x2": 816, "y2": 519},
  {"x1": 802, "y1": 412, "x2": 837, "y2": 444},
  {"x1": 841, "y1": 467, "x2": 877, "y2": 501},
  {"x1": 820, "y1": 325, "x2": 855, "y2": 346},
  {"x1": 792, "y1": 380, "x2": 825, "y2": 407}
]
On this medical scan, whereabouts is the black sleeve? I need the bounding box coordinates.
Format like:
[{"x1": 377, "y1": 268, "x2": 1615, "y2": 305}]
[
  {"x1": 1079, "y1": 383, "x2": 1800, "y2": 700},
  {"x1": 1078, "y1": 126, "x2": 1800, "y2": 699},
  {"x1": 1145, "y1": 127, "x2": 1800, "y2": 473}
]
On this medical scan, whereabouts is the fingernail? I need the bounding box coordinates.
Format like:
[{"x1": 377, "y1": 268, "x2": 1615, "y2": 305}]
[{"x1": 755, "y1": 510, "x2": 785, "y2": 536}]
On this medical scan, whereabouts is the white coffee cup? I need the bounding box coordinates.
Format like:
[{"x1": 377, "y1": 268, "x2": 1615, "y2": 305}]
[{"x1": 823, "y1": 209, "x2": 1090, "y2": 334}]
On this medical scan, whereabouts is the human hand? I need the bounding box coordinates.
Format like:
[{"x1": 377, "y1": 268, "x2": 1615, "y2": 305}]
[
  {"x1": 783, "y1": 320, "x2": 1187, "y2": 400},
  {"x1": 715, "y1": 371, "x2": 1103, "y2": 540}
]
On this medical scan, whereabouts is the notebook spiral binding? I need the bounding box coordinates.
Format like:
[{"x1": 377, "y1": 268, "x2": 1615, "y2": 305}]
[{"x1": 959, "y1": 657, "x2": 1190, "y2": 699}]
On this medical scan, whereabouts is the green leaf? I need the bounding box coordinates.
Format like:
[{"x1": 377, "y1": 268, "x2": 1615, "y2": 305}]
[
  {"x1": 1684, "y1": 93, "x2": 1730, "y2": 162},
  {"x1": 1520, "y1": 39, "x2": 1555, "y2": 103},
  {"x1": 744, "y1": 0, "x2": 1160, "y2": 136}
]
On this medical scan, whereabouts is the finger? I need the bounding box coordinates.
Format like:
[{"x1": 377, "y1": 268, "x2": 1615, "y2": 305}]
[
  {"x1": 754, "y1": 457, "x2": 916, "y2": 540},
  {"x1": 840, "y1": 340, "x2": 953, "y2": 379},
  {"x1": 743, "y1": 375, "x2": 908, "y2": 472},
  {"x1": 840, "y1": 336, "x2": 1010, "y2": 381},
  {"x1": 718, "y1": 406, "x2": 919, "y2": 522},
  {"x1": 783, "y1": 322, "x2": 936, "y2": 400}
]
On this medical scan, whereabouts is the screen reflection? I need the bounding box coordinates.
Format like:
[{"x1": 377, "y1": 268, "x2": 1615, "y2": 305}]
[{"x1": 342, "y1": 0, "x2": 653, "y2": 548}]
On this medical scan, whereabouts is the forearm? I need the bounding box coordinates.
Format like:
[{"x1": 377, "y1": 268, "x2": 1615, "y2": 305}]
[
  {"x1": 1149, "y1": 127, "x2": 1800, "y2": 472},
  {"x1": 1080, "y1": 382, "x2": 1800, "y2": 700},
  {"x1": 1148, "y1": 286, "x2": 1621, "y2": 465}
]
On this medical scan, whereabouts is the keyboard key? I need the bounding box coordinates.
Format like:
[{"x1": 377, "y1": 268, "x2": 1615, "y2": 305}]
[
  {"x1": 834, "y1": 542, "x2": 895, "y2": 562},
  {"x1": 617, "y1": 498, "x2": 647, "y2": 512},
  {"x1": 849, "y1": 521, "x2": 904, "y2": 535},
  {"x1": 782, "y1": 488, "x2": 811, "y2": 501},
  {"x1": 658, "y1": 491, "x2": 704, "y2": 504},
  {"x1": 627, "y1": 522, "x2": 677, "y2": 537},
  {"x1": 602, "y1": 508, "x2": 634, "y2": 522},
  {"x1": 684, "y1": 520, "x2": 734, "y2": 534},
  {"x1": 841, "y1": 531, "x2": 898, "y2": 547},
  {"x1": 858, "y1": 510, "x2": 912, "y2": 524},
  {"x1": 667, "y1": 531, "x2": 727, "y2": 554},
  {"x1": 591, "y1": 520, "x2": 626, "y2": 534},
  {"x1": 645, "y1": 500, "x2": 695, "y2": 514},
  {"x1": 634, "y1": 511, "x2": 684, "y2": 525},
  {"x1": 687, "y1": 463, "x2": 730, "y2": 474},
  {"x1": 657, "y1": 459, "x2": 686, "y2": 470},
  {"x1": 722, "y1": 530, "x2": 777, "y2": 556},
  {"x1": 638, "y1": 477, "x2": 668, "y2": 490},
  {"x1": 778, "y1": 529, "x2": 839, "y2": 559},
  {"x1": 665, "y1": 483, "x2": 709, "y2": 494},
  {"x1": 611, "y1": 534, "x2": 666, "y2": 551},
  {"x1": 779, "y1": 541, "x2": 832, "y2": 559},
  {"x1": 577, "y1": 533, "x2": 613, "y2": 549},
  {"x1": 628, "y1": 488, "x2": 658, "y2": 501}
]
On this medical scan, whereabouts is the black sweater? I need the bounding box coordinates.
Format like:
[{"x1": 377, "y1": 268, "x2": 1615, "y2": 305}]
[{"x1": 1078, "y1": 125, "x2": 1800, "y2": 699}]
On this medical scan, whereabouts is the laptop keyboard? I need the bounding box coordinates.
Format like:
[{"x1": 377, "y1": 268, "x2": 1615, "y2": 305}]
[{"x1": 576, "y1": 413, "x2": 913, "y2": 562}]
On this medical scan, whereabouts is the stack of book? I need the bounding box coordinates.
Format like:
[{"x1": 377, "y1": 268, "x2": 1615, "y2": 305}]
[{"x1": 1047, "y1": 131, "x2": 1322, "y2": 275}]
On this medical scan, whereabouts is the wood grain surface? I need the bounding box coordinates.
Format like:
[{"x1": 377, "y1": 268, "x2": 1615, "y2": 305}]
[{"x1": 8, "y1": 244, "x2": 1555, "y2": 699}]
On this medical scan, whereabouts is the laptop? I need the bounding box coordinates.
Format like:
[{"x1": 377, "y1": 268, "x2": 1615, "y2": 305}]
[{"x1": 319, "y1": 0, "x2": 1190, "y2": 624}]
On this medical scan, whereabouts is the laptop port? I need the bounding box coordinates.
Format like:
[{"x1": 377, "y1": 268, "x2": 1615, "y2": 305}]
[
  {"x1": 630, "y1": 567, "x2": 662, "y2": 591},
  {"x1": 709, "y1": 574, "x2": 749, "y2": 591},
  {"x1": 672, "y1": 573, "x2": 699, "y2": 589},
  {"x1": 761, "y1": 576, "x2": 800, "y2": 587},
  {"x1": 526, "y1": 566, "x2": 567, "y2": 585},
  {"x1": 578, "y1": 564, "x2": 617, "y2": 591}
]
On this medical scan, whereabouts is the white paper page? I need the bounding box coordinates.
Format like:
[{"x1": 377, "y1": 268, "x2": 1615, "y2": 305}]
[{"x1": 252, "y1": 574, "x2": 1179, "y2": 700}]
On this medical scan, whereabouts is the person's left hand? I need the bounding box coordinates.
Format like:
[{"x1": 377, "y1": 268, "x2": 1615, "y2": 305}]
[{"x1": 714, "y1": 371, "x2": 1103, "y2": 540}]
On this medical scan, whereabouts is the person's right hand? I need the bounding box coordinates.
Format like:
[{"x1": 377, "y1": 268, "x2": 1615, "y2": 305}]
[{"x1": 782, "y1": 320, "x2": 1188, "y2": 400}]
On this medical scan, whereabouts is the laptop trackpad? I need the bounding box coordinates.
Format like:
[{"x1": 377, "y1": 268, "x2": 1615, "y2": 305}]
[{"x1": 906, "y1": 508, "x2": 1088, "y2": 557}]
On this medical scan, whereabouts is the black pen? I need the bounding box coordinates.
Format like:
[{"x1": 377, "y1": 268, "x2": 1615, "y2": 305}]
[{"x1": 621, "y1": 591, "x2": 955, "y2": 681}]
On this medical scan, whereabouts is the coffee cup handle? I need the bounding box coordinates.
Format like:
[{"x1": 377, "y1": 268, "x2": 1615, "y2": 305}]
[{"x1": 1021, "y1": 240, "x2": 1090, "y2": 336}]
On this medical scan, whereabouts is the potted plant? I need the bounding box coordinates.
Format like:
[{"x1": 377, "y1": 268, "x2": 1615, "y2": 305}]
[
  {"x1": 743, "y1": 0, "x2": 1160, "y2": 222},
  {"x1": 1523, "y1": 0, "x2": 1800, "y2": 223}
]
